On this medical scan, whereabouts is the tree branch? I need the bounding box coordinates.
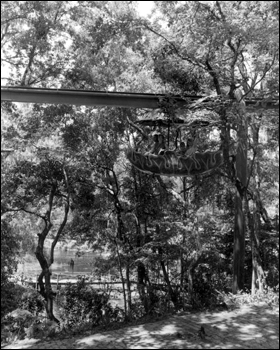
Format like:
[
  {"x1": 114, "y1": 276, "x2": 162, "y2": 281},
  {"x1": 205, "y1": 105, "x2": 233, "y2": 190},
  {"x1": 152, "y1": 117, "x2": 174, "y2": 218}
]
[
  {"x1": 205, "y1": 59, "x2": 222, "y2": 95},
  {"x1": 2, "y1": 207, "x2": 46, "y2": 222},
  {"x1": 241, "y1": 53, "x2": 277, "y2": 100},
  {"x1": 45, "y1": 183, "x2": 56, "y2": 224},
  {"x1": 143, "y1": 23, "x2": 206, "y2": 70}
]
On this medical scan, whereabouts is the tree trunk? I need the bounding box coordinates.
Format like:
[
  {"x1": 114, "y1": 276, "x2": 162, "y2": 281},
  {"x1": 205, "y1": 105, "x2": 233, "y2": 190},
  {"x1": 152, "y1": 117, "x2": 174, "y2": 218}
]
[
  {"x1": 35, "y1": 169, "x2": 70, "y2": 323},
  {"x1": 187, "y1": 251, "x2": 202, "y2": 305},
  {"x1": 160, "y1": 259, "x2": 178, "y2": 309},
  {"x1": 247, "y1": 116, "x2": 267, "y2": 294},
  {"x1": 35, "y1": 183, "x2": 60, "y2": 324},
  {"x1": 233, "y1": 189, "x2": 245, "y2": 293},
  {"x1": 125, "y1": 262, "x2": 132, "y2": 319},
  {"x1": 137, "y1": 262, "x2": 149, "y2": 312},
  {"x1": 232, "y1": 94, "x2": 247, "y2": 294},
  {"x1": 115, "y1": 239, "x2": 127, "y2": 318},
  {"x1": 187, "y1": 267, "x2": 194, "y2": 300},
  {"x1": 155, "y1": 224, "x2": 178, "y2": 309},
  {"x1": 245, "y1": 194, "x2": 266, "y2": 294},
  {"x1": 181, "y1": 177, "x2": 187, "y2": 309},
  {"x1": 36, "y1": 230, "x2": 60, "y2": 324}
]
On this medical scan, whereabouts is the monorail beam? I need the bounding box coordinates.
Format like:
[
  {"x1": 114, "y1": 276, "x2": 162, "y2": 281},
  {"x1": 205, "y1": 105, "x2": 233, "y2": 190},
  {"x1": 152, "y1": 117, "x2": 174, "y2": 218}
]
[
  {"x1": 0, "y1": 87, "x2": 188, "y2": 109},
  {"x1": 1, "y1": 87, "x2": 278, "y2": 111}
]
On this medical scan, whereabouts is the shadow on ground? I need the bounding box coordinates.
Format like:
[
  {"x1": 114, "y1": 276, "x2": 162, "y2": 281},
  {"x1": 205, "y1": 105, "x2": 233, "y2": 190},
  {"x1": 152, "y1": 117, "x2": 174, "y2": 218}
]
[{"x1": 2, "y1": 303, "x2": 279, "y2": 349}]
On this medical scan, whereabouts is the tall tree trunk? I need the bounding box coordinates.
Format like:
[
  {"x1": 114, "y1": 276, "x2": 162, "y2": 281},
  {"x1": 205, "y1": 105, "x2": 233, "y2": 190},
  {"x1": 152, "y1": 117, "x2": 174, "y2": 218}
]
[
  {"x1": 247, "y1": 117, "x2": 267, "y2": 294},
  {"x1": 157, "y1": 224, "x2": 178, "y2": 310},
  {"x1": 159, "y1": 258, "x2": 178, "y2": 309},
  {"x1": 125, "y1": 262, "x2": 132, "y2": 319},
  {"x1": 232, "y1": 92, "x2": 247, "y2": 294},
  {"x1": 137, "y1": 262, "x2": 150, "y2": 312},
  {"x1": 187, "y1": 249, "x2": 203, "y2": 306},
  {"x1": 245, "y1": 194, "x2": 266, "y2": 293},
  {"x1": 180, "y1": 177, "x2": 188, "y2": 309},
  {"x1": 187, "y1": 266, "x2": 194, "y2": 301},
  {"x1": 180, "y1": 245, "x2": 185, "y2": 310},
  {"x1": 132, "y1": 170, "x2": 150, "y2": 313},
  {"x1": 115, "y1": 238, "x2": 127, "y2": 318},
  {"x1": 233, "y1": 188, "x2": 246, "y2": 293}
]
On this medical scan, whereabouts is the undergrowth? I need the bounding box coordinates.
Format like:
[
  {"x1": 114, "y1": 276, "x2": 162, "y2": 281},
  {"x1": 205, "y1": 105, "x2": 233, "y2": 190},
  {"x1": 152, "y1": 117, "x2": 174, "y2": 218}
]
[{"x1": 216, "y1": 287, "x2": 279, "y2": 309}]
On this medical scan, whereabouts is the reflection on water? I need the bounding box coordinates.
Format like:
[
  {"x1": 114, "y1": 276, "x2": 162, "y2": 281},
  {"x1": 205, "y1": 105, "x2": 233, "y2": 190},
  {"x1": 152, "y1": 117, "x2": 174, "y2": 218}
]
[{"x1": 17, "y1": 250, "x2": 96, "y2": 278}]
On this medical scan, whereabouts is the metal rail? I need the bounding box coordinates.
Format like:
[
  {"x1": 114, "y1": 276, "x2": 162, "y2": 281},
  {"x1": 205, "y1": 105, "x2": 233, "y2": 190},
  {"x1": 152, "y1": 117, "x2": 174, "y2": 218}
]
[
  {"x1": 1, "y1": 86, "x2": 278, "y2": 110},
  {"x1": 1, "y1": 86, "x2": 191, "y2": 109}
]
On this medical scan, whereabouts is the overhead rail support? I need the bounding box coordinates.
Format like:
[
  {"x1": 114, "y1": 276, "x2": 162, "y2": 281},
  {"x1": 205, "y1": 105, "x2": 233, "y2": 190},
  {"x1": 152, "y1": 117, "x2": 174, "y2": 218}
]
[
  {"x1": 1, "y1": 86, "x2": 278, "y2": 110},
  {"x1": 1, "y1": 87, "x2": 190, "y2": 109}
]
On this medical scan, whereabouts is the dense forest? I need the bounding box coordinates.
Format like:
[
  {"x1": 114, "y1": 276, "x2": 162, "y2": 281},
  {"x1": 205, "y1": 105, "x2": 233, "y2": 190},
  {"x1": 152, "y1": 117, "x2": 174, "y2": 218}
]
[{"x1": 1, "y1": 0, "x2": 279, "y2": 342}]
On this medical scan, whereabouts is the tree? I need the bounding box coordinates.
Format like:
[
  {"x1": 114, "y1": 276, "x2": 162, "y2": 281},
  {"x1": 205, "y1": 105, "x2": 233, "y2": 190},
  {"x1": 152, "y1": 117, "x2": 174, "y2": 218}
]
[
  {"x1": 142, "y1": 0, "x2": 279, "y2": 293},
  {"x1": 1, "y1": 218, "x2": 21, "y2": 318},
  {"x1": 1, "y1": 2, "x2": 278, "y2": 325},
  {"x1": 1, "y1": 1, "x2": 72, "y2": 87}
]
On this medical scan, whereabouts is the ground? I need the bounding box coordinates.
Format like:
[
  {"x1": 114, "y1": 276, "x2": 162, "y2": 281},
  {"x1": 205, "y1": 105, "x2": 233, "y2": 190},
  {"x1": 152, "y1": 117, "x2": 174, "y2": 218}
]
[{"x1": 2, "y1": 303, "x2": 279, "y2": 349}]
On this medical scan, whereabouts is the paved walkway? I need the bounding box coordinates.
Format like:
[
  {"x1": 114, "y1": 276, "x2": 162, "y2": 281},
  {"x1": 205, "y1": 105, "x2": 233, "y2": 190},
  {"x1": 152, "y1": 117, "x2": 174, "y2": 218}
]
[{"x1": 2, "y1": 303, "x2": 279, "y2": 349}]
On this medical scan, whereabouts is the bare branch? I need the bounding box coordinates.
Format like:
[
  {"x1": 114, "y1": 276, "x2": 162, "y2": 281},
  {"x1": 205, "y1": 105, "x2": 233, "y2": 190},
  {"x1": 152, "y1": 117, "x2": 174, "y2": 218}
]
[
  {"x1": 127, "y1": 117, "x2": 148, "y2": 139},
  {"x1": 2, "y1": 207, "x2": 46, "y2": 221},
  {"x1": 143, "y1": 23, "x2": 206, "y2": 70},
  {"x1": 241, "y1": 53, "x2": 277, "y2": 100}
]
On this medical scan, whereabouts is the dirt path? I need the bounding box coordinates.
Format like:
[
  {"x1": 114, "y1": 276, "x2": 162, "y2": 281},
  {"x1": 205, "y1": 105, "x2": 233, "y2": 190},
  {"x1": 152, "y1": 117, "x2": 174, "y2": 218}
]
[{"x1": 2, "y1": 303, "x2": 279, "y2": 349}]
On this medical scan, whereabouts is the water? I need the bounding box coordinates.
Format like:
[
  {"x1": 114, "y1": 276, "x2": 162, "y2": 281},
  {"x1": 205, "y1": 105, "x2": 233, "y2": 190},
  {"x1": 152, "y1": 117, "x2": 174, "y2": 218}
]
[
  {"x1": 16, "y1": 249, "x2": 127, "y2": 309},
  {"x1": 17, "y1": 250, "x2": 99, "y2": 279}
]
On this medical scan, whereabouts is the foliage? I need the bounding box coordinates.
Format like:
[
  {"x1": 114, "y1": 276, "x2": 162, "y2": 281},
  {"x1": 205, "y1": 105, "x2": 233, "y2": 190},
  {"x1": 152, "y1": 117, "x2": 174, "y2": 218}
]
[
  {"x1": 216, "y1": 287, "x2": 279, "y2": 309},
  {"x1": 1, "y1": 282, "x2": 20, "y2": 320},
  {"x1": 1, "y1": 311, "x2": 34, "y2": 344},
  {"x1": 189, "y1": 266, "x2": 231, "y2": 309},
  {"x1": 1, "y1": 286, "x2": 45, "y2": 345},
  {"x1": 1, "y1": 2, "x2": 278, "y2": 335},
  {"x1": 57, "y1": 277, "x2": 125, "y2": 329},
  {"x1": 1, "y1": 219, "x2": 21, "y2": 318},
  {"x1": 18, "y1": 289, "x2": 45, "y2": 316},
  {"x1": 1, "y1": 1, "x2": 72, "y2": 87},
  {"x1": 1, "y1": 310, "x2": 57, "y2": 345}
]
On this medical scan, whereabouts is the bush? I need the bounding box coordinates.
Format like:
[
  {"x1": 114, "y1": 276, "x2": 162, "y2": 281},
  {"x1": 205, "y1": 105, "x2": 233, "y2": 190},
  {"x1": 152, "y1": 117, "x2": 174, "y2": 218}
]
[
  {"x1": 1, "y1": 282, "x2": 19, "y2": 319},
  {"x1": 1, "y1": 286, "x2": 46, "y2": 346},
  {"x1": 131, "y1": 285, "x2": 176, "y2": 319},
  {"x1": 189, "y1": 266, "x2": 230, "y2": 309},
  {"x1": 1, "y1": 310, "x2": 36, "y2": 345},
  {"x1": 216, "y1": 287, "x2": 279, "y2": 308},
  {"x1": 57, "y1": 276, "x2": 125, "y2": 329},
  {"x1": 18, "y1": 289, "x2": 45, "y2": 316}
]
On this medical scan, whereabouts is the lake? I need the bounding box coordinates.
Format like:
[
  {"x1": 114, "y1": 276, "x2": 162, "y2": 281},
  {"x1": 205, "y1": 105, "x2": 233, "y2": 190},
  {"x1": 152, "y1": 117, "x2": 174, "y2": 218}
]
[
  {"x1": 16, "y1": 249, "x2": 132, "y2": 309},
  {"x1": 16, "y1": 249, "x2": 101, "y2": 279}
]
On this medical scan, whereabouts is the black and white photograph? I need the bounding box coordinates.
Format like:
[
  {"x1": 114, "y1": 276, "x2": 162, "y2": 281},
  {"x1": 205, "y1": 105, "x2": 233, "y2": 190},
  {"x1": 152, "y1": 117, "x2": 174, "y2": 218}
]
[{"x1": 1, "y1": 1, "x2": 279, "y2": 349}]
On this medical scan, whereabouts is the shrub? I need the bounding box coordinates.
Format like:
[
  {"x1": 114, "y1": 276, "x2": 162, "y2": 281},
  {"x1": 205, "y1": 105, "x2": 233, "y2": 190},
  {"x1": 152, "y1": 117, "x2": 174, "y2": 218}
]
[
  {"x1": 18, "y1": 289, "x2": 45, "y2": 316},
  {"x1": 1, "y1": 310, "x2": 35, "y2": 345},
  {"x1": 57, "y1": 276, "x2": 125, "y2": 329},
  {"x1": 189, "y1": 266, "x2": 230, "y2": 309},
  {"x1": 216, "y1": 287, "x2": 279, "y2": 308},
  {"x1": 132, "y1": 285, "x2": 176, "y2": 319},
  {"x1": 1, "y1": 282, "x2": 19, "y2": 319}
]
